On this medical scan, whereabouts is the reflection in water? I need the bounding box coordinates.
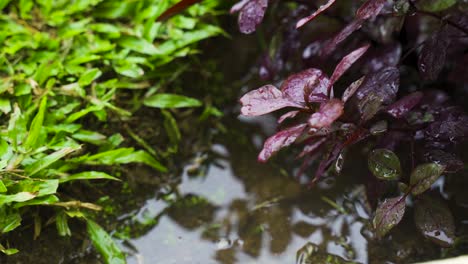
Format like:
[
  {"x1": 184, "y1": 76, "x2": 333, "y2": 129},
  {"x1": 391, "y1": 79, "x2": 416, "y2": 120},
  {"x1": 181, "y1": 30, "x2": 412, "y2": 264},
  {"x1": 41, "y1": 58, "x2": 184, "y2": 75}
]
[{"x1": 126, "y1": 120, "x2": 372, "y2": 264}]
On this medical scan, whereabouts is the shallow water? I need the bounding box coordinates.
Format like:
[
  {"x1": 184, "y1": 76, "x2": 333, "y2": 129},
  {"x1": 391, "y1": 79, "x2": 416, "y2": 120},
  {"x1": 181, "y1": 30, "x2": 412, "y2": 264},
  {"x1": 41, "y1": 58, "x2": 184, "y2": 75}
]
[{"x1": 119, "y1": 115, "x2": 373, "y2": 264}]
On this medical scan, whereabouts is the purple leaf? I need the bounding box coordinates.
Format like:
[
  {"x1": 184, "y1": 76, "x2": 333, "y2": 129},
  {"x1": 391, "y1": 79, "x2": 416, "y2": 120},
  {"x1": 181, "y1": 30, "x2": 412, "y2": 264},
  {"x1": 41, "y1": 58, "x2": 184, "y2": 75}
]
[
  {"x1": 424, "y1": 149, "x2": 463, "y2": 173},
  {"x1": 386, "y1": 91, "x2": 423, "y2": 118},
  {"x1": 342, "y1": 76, "x2": 365, "y2": 103},
  {"x1": 280, "y1": 68, "x2": 331, "y2": 104},
  {"x1": 321, "y1": 19, "x2": 364, "y2": 57},
  {"x1": 296, "y1": 0, "x2": 337, "y2": 28},
  {"x1": 278, "y1": 110, "x2": 300, "y2": 124},
  {"x1": 230, "y1": 0, "x2": 250, "y2": 13},
  {"x1": 237, "y1": 0, "x2": 268, "y2": 34},
  {"x1": 156, "y1": 0, "x2": 202, "y2": 22},
  {"x1": 373, "y1": 195, "x2": 406, "y2": 238},
  {"x1": 414, "y1": 196, "x2": 455, "y2": 247},
  {"x1": 410, "y1": 163, "x2": 446, "y2": 196},
  {"x1": 356, "y1": 0, "x2": 387, "y2": 20},
  {"x1": 308, "y1": 99, "x2": 344, "y2": 129},
  {"x1": 297, "y1": 137, "x2": 327, "y2": 158},
  {"x1": 418, "y1": 33, "x2": 450, "y2": 81},
  {"x1": 425, "y1": 113, "x2": 468, "y2": 142},
  {"x1": 240, "y1": 85, "x2": 303, "y2": 116},
  {"x1": 322, "y1": 0, "x2": 386, "y2": 56},
  {"x1": 258, "y1": 123, "x2": 307, "y2": 162},
  {"x1": 354, "y1": 66, "x2": 400, "y2": 120},
  {"x1": 329, "y1": 44, "x2": 370, "y2": 86}
]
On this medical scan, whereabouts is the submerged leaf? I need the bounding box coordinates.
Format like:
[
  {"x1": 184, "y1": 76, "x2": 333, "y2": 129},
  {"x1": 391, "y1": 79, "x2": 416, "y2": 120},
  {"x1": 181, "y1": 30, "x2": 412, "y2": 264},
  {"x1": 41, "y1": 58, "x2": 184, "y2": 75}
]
[
  {"x1": 356, "y1": 0, "x2": 387, "y2": 20},
  {"x1": 410, "y1": 163, "x2": 446, "y2": 196},
  {"x1": 373, "y1": 195, "x2": 406, "y2": 238},
  {"x1": 240, "y1": 85, "x2": 302, "y2": 116},
  {"x1": 414, "y1": 196, "x2": 455, "y2": 247},
  {"x1": 368, "y1": 149, "x2": 401, "y2": 180},
  {"x1": 86, "y1": 219, "x2": 126, "y2": 264},
  {"x1": 342, "y1": 76, "x2": 364, "y2": 103},
  {"x1": 258, "y1": 123, "x2": 307, "y2": 162}
]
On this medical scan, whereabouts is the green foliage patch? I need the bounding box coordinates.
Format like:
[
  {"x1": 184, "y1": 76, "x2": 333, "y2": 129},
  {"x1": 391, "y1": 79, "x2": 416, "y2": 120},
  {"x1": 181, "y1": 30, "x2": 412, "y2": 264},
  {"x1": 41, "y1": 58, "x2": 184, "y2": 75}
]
[{"x1": 0, "y1": 0, "x2": 222, "y2": 261}]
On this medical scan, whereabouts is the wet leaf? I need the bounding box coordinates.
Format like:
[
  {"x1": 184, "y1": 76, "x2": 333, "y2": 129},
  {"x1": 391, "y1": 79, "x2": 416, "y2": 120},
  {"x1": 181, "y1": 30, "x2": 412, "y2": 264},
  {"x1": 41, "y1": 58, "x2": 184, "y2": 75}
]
[
  {"x1": 354, "y1": 66, "x2": 400, "y2": 120},
  {"x1": 258, "y1": 123, "x2": 307, "y2": 162},
  {"x1": 418, "y1": 33, "x2": 450, "y2": 81},
  {"x1": 307, "y1": 99, "x2": 344, "y2": 129},
  {"x1": 329, "y1": 44, "x2": 370, "y2": 86},
  {"x1": 296, "y1": 0, "x2": 337, "y2": 28},
  {"x1": 237, "y1": 0, "x2": 268, "y2": 34},
  {"x1": 280, "y1": 68, "x2": 331, "y2": 103},
  {"x1": 144, "y1": 93, "x2": 202, "y2": 109},
  {"x1": 410, "y1": 163, "x2": 446, "y2": 196},
  {"x1": 368, "y1": 149, "x2": 401, "y2": 180},
  {"x1": 424, "y1": 149, "x2": 463, "y2": 173},
  {"x1": 341, "y1": 77, "x2": 364, "y2": 103},
  {"x1": 86, "y1": 219, "x2": 126, "y2": 264},
  {"x1": 373, "y1": 195, "x2": 406, "y2": 238},
  {"x1": 240, "y1": 85, "x2": 303, "y2": 116},
  {"x1": 386, "y1": 91, "x2": 423, "y2": 118},
  {"x1": 414, "y1": 196, "x2": 455, "y2": 247}
]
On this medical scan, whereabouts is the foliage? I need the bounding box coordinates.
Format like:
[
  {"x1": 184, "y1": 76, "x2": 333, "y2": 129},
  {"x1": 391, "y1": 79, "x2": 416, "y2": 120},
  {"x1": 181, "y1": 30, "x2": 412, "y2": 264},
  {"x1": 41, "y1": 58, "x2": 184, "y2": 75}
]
[
  {"x1": 0, "y1": 0, "x2": 222, "y2": 260},
  {"x1": 229, "y1": 0, "x2": 467, "y2": 248}
]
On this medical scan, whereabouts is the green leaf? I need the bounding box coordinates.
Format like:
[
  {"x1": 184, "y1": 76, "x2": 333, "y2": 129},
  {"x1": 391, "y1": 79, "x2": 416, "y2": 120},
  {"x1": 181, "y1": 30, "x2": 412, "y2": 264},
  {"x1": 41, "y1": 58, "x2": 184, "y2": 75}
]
[
  {"x1": 144, "y1": 94, "x2": 202, "y2": 109},
  {"x1": 14, "y1": 195, "x2": 59, "y2": 208},
  {"x1": 0, "y1": 97, "x2": 11, "y2": 114},
  {"x1": 372, "y1": 195, "x2": 406, "y2": 238},
  {"x1": 118, "y1": 36, "x2": 159, "y2": 55},
  {"x1": 410, "y1": 163, "x2": 446, "y2": 196},
  {"x1": 72, "y1": 130, "x2": 107, "y2": 145},
  {"x1": 368, "y1": 149, "x2": 401, "y2": 181},
  {"x1": 416, "y1": 0, "x2": 457, "y2": 12},
  {"x1": 25, "y1": 146, "x2": 81, "y2": 176},
  {"x1": 0, "y1": 192, "x2": 36, "y2": 205},
  {"x1": 0, "y1": 0, "x2": 12, "y2": 10},
  {"x1": 56, "y1": 211, "x2": 71, "y2": 236},
  {"x1": 0, "y1": 247, "x2": 19, "y2": 255},
  {"x1": 83, "y1": 148, "x2": 167, "y2": 172},
  {"x1": 0, "y1": 209, "x2": 21, "y2": 233},
  {"x1": 11, "y1": 179, "x2": 59, "y2": 197},
  {"x1": 60, "y1": 171, "x2": 119, "y2": 183},
  {"x1": 24, "y1": 96, "x2": 48, "y2": 151},
  {"x1": 162, "y1": 110, "x2": 181, "y2": 148},
  {"x1": 78, "y1": 68, "x2": 102, "y2": 86},
  {"x1": 0, "y1": 181, "x2": 6, "y2": 193},
  {"x1": 86, "y1": 219, "x2": 126, "y2": 264}
]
